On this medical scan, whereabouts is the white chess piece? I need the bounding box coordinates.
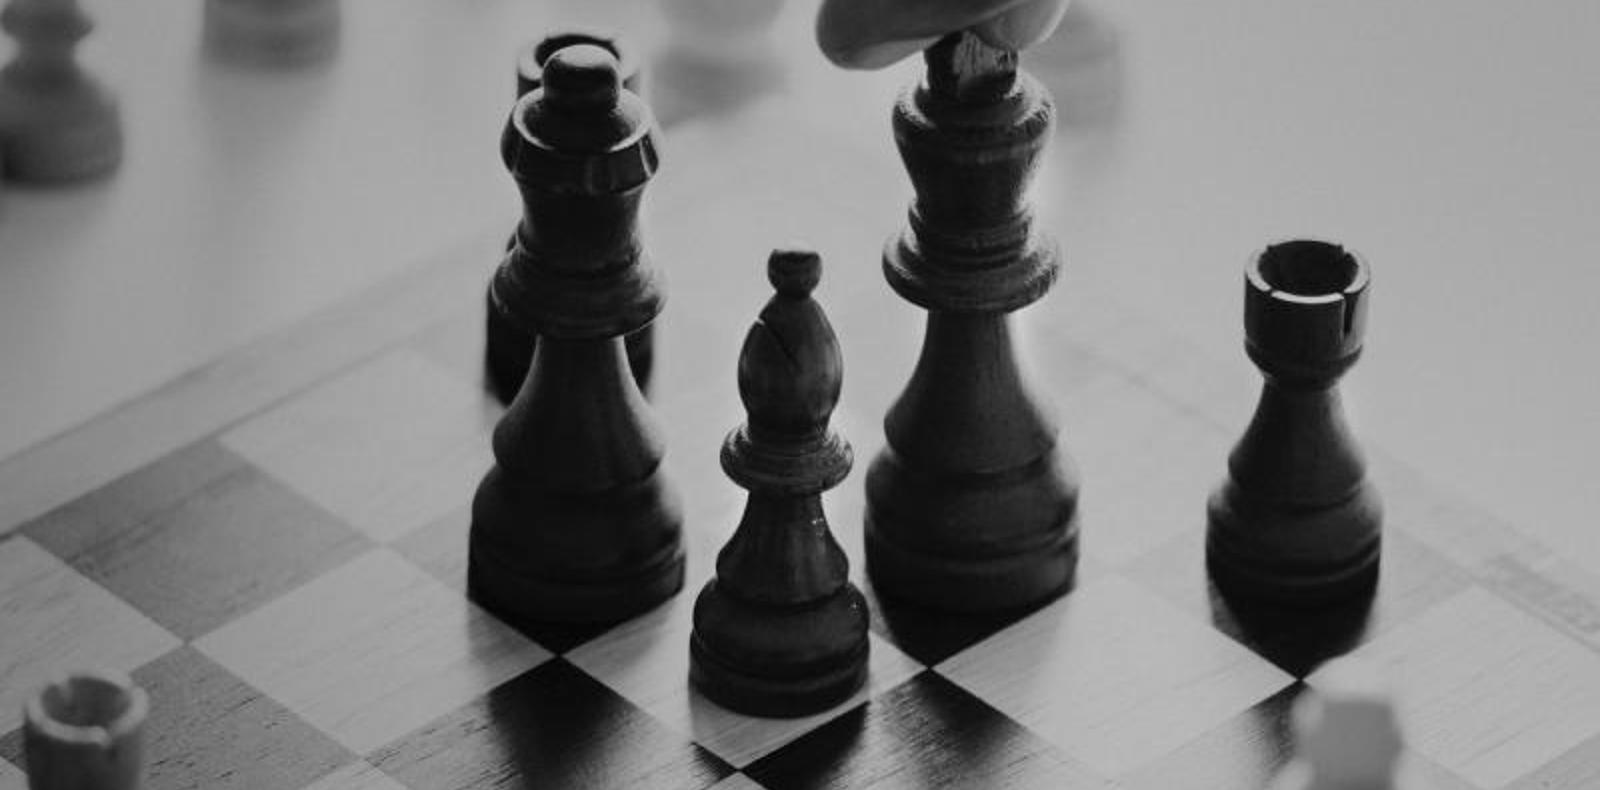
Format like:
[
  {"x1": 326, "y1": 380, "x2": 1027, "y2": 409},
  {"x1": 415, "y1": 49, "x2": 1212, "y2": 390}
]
[
  {"x1": 0, "y1": 0, "x2": 122, "y2": 182},
  {"x1": 204, "y1": 0, "x2": 341, "y2": 67},
  {"x1": 23, "y1": 669, "x2": 148, "y2": 790},
  {"x1": 1274, "y1": 658, "x2": 1421, "y2": 790}
]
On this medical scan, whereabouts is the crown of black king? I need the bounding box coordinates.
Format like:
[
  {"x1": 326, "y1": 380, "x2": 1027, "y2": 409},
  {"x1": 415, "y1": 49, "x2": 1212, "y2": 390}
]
[
  {"x1": 494, "y1": 44, "x2": 663, "y2": 341},
  {"x1": 884, "y1": 33, "x2": 1059, "y2": 314}
]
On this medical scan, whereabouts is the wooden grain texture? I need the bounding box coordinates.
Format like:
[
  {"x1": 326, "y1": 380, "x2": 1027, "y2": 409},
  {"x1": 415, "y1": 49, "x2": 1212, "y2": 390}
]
[
  {"x1": 938, "y1": 574, "x2": 1292, "y2": 778},
  {"x1": 23, "y1": 439, "x2": 370, "y2": 639},
  {"x1": 193, "y1": 549, "x2": 549, "y2": 754},
  {"x1": 370, "y1": 659, "x2": 733, "y2": 790},
  {"x1": 0, "y1": 230, "x2": 500, "y2": 540},
  {"x1": 0, "y1": 538, "x2": 178, "y2": 735},
  {"x1": 1314, "y1": 587, "x2": 1600, "y2": 788},
  {"x1": 300, "y1": 762, "x2": 410, "y2": 790},
  {"x1": 0, "y1": 758, "x2": 23, "y2": 790},
  {"x1": 568, "y1": 565, "x2": 921, "y2": 770},
  {"x1": 115, "y1": 647, "x2": 348, "y2": 790},
  {"x1": 220, "y1": 350, "x2": 494, "y2": 543},
  {"x1": 745, "y1": 671, "x2": 1110, "y2": 790}
]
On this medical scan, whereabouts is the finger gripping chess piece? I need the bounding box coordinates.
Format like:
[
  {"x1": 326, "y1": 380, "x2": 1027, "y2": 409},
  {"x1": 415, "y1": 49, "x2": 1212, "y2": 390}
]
[
  {"x1": 1208, "y1": 240, "x2": 1382, "y2": 606},
  {"x1": 469, "y1": 45, "x2": 684, "y2": 624},
  {"x1": 23, "y1": 670, "x2": 147, "y2": 790},
  {"x1": 864, "y1": 32, "x2": 1080, "y2": 612},
  {"x1": 485, "y1": 29, "x2": 654, "y2": 405},
  {"x1": 690, "y1": 249, "x2": 870, "y2": 717},
  {"x1": 0, "y1": 0, "x2": 122, "y2": 183}
]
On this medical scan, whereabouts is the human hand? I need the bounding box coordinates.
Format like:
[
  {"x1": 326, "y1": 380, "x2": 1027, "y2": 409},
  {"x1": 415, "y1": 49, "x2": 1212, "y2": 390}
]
[{"x1": 816, "y1": 0, "x2": 1070, "y2": 69}]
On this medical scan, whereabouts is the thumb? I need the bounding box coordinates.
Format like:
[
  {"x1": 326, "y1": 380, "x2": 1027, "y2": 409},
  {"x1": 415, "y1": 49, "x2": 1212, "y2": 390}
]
[{"x1": 973, "y1": 0, "x2": 1071, "y2": 52}]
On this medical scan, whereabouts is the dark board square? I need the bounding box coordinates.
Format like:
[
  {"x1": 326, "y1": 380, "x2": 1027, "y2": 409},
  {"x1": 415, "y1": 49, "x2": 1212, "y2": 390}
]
[
  {"x1": 860, "y1": 578, "x2": 1053, "y2": 667},
  {"x1": 1119, "y1": 682, "x2": 1301, "y2": 790},
  {"x1": 370, "y1": 658, "x2": 732, "y2": 790},
  {"x1": 1122, "y1": 684, "x2": 1480, "y2": 790},
  {"x1": 118, "y1": 646, "x2": 351, "y2": 790},
  {"x1": 1124, "y1": 524, "x2": 1472, "y2": 677},
  {"x1": 745, "y1": 670, "x2": 1109, "y2": 790},
  {"x1": 23, "y1": 440, "x2": 371, "y2": 639}
]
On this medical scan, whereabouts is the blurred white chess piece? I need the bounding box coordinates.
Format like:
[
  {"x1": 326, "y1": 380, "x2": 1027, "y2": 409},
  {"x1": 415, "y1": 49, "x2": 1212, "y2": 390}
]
[
  {"x1": 23, "y1": 669, "x2": 148, "y2": 790},
  {"x1": 0, "y1": 0, "x2": 122, "y2": 182},
  {"x1": 1274, "y1": 658, "x2": 1425, "y2": 790},
  {"x1": 650, "y1": 0, "x2": 787, "y2": 127},
  {"x1": 204, "y1": 0, "x2": 341, "y2": 67},
  {"x1": 659, "y1": 0, "x2": 785, "y2": 62}
]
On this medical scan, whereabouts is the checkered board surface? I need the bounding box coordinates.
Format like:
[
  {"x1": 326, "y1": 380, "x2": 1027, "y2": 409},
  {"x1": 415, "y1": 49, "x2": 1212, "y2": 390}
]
[{"x1": 5, "y1": 92, "x2": 1600, "y2": 790}]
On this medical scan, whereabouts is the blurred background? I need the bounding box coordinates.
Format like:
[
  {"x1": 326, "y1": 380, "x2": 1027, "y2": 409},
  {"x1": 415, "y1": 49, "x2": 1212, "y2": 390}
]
[{"x1": 0, "y1": 0, "x2": 1596, "y2": 573}]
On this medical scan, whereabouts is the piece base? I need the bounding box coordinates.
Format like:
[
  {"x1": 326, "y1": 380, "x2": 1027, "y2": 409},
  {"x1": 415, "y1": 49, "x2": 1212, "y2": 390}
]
[
  {"x1": 689, "y1": 636, "x2": 869, "y2": 718},
  {"x1": 864, "y1": 515, "x2": 1079, "y2": 613},
  {"x1": 1205, "y1": 532, "x2": 1381, "y2": 608},
  {"x1": 466, "y1": 540, "x2": 685, "y2": 625}
]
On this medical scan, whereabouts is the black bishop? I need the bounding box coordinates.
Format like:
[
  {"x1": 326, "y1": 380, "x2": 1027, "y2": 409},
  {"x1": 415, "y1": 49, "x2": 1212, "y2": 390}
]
[{"x1": 690, "y1": 249, "x2": 870, "y2": 717}]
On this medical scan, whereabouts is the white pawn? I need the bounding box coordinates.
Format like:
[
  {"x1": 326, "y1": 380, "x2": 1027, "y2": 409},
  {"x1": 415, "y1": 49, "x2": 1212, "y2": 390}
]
[
  {"x1": 0, "y1": 0, "x2": 122, "y2": 183},
  {"x1": 658, "y1": 0, "x2": 785, "y2": 61},
  {"x1": 23, "y1": 669, "x2": 147, "y2": 790},
  {"x1": 651, "y1": 0, "x2": 787, "y2": 127},
  {"x1": 1274, "y1": 658, "x2": 1420, "y2": 790},
  {"x1": 204, "y1": 0, "x2": 341, "y2": 67}
]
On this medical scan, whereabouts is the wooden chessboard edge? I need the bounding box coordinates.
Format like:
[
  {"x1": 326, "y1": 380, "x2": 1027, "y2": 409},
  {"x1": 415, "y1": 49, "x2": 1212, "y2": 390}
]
[{"x1": 0, "y1": 225, "x2": 505, "y2": 538}]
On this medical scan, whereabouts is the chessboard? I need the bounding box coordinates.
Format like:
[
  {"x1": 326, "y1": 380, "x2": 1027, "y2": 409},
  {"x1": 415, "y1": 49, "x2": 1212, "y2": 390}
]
[{"x1": 5, "y1": 16, "x2": 1600, "y2": 790}]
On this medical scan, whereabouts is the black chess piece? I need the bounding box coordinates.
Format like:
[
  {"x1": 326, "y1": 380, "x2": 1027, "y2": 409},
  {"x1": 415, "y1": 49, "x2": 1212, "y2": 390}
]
[
  {"x1": 0, "y1": 0, "x2": 121, "y2": 182},
  {"x1": 484, "y1": 30, "x2": 654, "y2": 404},
  {"x1": 469, "y1": 45, "x2": 684, "y2": 624},
  {"x1": 1207, "y1": 239, "x2": 1382, "y2": 606},
  {"x1": 690, "y1": 249, "x2": 869, "y2": 717},
  {"x1": 864, "y1": 33, "x2": 1079, "y2": 613}
]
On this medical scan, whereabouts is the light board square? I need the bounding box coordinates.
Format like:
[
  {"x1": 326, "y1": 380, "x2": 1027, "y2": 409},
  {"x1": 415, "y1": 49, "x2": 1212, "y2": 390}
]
[
  {"x1": 300, "y1": 761, "x2": 410, "y2": 790},
  {"x1": 1066, "y1": 374, "x2": 1228, "y2": 567},
  {"x1": 938, "y1": 574, "x2": 1293, "y2": 777},
  {"x1": 221, "y1": 349, "x2": 494, "y2": 542},
  {"x1": 0, "y1": 757, "x2": 23, "y2": 790},
  {"x1": 0, "y1": 537, "x2": 179, "y2": 734},
  {"x1": 1324, "y1": 586, "x2": 1600, "y2": 788},
  {"x1": 195, "y1": 548, "x2": 549, "y2": 754}
]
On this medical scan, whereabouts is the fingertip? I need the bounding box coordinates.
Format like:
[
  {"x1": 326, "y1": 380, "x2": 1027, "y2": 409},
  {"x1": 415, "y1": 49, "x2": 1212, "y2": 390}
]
[
  {"x1": 815, "y1": 2, "x2": 938, "y2": 71},
  {"x1": 826, "y1": 37, "x2": 941, "y2": 70},
  {"x1": 974, "y1": 0, "x2": 1070, "y2": 51}
]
